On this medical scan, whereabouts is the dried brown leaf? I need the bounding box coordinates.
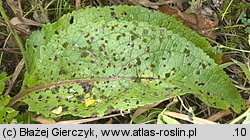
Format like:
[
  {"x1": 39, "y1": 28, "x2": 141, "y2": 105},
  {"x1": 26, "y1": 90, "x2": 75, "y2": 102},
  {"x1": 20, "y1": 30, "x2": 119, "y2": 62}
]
[
  {"x1": 6, "y1": 0, "x2": 23, "y2": 20},
  {"x1": 34, "y1": 116, "x2": 56, "y2": 124},
  {"x1": 158, "y1": 5, "x2": 218, "y2": 39}
]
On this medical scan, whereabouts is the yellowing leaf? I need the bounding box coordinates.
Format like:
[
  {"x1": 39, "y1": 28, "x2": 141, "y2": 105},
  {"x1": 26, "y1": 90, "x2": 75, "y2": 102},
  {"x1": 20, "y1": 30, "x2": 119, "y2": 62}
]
[
  {"x1": 162, "y1": 114, "x2": 180, "y2": 124},
  {"x1": 84, "y1": 99, "x2": 96, "y2": 107},
  {"x1": 51, "y1": 106, "x2": 62, "y2": 114}
]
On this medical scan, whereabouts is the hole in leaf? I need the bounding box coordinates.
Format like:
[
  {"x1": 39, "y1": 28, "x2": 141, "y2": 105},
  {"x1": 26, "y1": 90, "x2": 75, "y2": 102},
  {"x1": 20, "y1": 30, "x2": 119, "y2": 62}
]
[
  {"x1": 69, "y1": 16, "x2": 74, "y2": 24},
  {"x1": 184, "y1": 48, "x2": 190, "y2": 56},
  {"x1": 198, "y1": 83, "x2": 205, "y2": 86},
  {"x1": 136, "y1": 58, "x2": 141, "y2": 66},
  {"x1": 195, "y1": 70, "x2": 200, "y2": 75}
]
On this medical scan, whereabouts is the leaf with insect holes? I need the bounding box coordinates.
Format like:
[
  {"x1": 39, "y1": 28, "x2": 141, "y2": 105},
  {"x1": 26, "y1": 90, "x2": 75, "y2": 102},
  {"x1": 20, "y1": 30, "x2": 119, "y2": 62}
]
[
  {"x1": 27, "y1": 6, "x2": 222, "y2": 64},
  {"x1": 20, "y1": 6, "x2": 245, "y2": 118}
]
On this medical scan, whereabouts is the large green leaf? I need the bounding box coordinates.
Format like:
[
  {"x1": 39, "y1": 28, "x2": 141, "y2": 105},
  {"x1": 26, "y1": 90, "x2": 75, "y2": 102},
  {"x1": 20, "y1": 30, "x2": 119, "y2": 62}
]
[
  {"x1": 26, "y1": 6, "x2": 222, "y2": 68},
  {"x1": 19, "y1": 6, "x2": 244, "y2": 118}
]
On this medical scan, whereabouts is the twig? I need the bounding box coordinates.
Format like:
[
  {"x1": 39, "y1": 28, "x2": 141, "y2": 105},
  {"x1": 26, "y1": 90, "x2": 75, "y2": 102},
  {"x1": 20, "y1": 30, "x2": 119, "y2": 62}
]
[
  {"x1": 0, "y1": 48, "x2": 21, "y2": 54},
  {"x1": 0, "y1": 51, "x2": 21, "y2": 54},
  {"x1": 207, "y1": 110, "x2": 232, "y2": 122},
  {"x1": 0, "y1": 20, "x2": 31, "y2": 36},
  {"x1": 4, "y1": 59, "x2": 24, "y2": 95}
]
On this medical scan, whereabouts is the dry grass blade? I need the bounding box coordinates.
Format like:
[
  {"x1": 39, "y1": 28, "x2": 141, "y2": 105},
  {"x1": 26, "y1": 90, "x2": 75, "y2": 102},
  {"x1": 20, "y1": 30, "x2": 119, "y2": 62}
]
[
  {"x1": 0, "y1": 20, "x2": 31, "y2": 36},
  {"x1": 0, "y1": 48, "x2": 21, "y2": 54},
  {"x1": 56, "y1": 113, "x2": 130, "y2": 124},
  {"x1": 34, "y1": 116, "x2": 56, "y2": 124},
  {"x1": 164, "y1": 111, "x2": 217, "y2": 124},
  {"x1": 10, "y1": 17, "x2": 41, "y2": 27},
  {"x1": 4, "y1": 58, "x2": 24, "y2": 95}
]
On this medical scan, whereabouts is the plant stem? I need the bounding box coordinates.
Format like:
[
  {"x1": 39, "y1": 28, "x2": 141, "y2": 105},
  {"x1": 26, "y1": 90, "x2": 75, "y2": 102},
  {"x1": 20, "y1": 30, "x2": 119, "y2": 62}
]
[
  {"x1": 221, "y1": 0, "x2": 234, "y2": 20},
  {"x1": 207, "y1": 38, "x2": 250, "y2": 53},
  {"x1": 0, "y1": 0, "x2": 27, "y2": 65},
  {"x1": 230, "y1": 108, "x2": 250, "y2": 124}
]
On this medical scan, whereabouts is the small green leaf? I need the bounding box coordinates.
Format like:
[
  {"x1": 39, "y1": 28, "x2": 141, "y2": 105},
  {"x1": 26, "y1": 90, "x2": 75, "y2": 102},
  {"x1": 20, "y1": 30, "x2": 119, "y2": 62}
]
[
  {"x1": 0, "y1": 95, "x2": 11, "y2": 106},
  {"x1": 133, "y1": 109, "x2": 161, "y2": 124},
  {"x1": 51, "y1": 106, "x2": 63, "y2": 114},
  {"x1": 232, "y1": 60, "x2": 250, "y2": 82},
  {"x1": 157, "y1": 114, "x2": 164, "y2": 124},
  {"x1": 6, "y1": 107, "x2": 19, "y2": 119},
  {"x1": 220, "y1": 61, "x2": 250, "y2": 82},
  {"x1": 162, "y1": 115, "x2": 180, "y2": 124},
  {"x1": 0, "y1": 72, "x2": 10, "y2": 94},
  {"x1": 0, "y1": 96, "x2": 18, "y2": 124}
]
